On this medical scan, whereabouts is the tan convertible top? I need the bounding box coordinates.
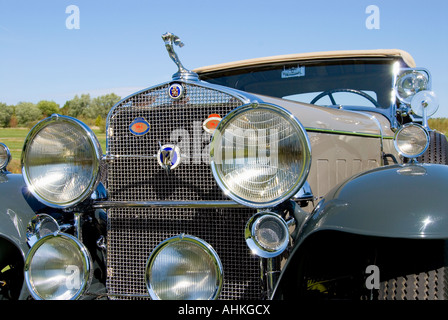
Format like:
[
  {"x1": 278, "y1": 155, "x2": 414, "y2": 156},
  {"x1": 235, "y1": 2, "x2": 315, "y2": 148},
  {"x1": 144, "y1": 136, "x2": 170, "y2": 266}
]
[{"x1": 194, "y1": 49, "x2": 416, "y2": 74}]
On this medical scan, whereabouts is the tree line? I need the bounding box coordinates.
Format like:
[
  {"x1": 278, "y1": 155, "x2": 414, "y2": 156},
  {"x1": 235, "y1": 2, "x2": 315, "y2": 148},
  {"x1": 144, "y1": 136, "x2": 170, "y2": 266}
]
[{"x1": 0, "y1": 93, "x2": 121, "y2": 132}]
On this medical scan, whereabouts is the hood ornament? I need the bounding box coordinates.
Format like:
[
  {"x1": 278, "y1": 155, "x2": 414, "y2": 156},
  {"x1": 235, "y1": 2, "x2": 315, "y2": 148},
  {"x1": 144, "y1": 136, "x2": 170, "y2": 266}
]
[{"x1": 162, "y1": 32, "x2": 198, "y2": 81}]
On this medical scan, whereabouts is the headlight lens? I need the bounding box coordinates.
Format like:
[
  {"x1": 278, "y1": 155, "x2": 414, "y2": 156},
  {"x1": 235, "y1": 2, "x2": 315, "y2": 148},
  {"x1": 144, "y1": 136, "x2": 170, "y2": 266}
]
[
  {"x1": 394, "y1": 123, "x2": 429, "y2": 158},
  {"x1": 145, "y1": 235, "x2": 223, "y2": 300},
  {"x1": 210, "y1": 103, "x2": 311, "y2": 208},
  {"x1": 245, "y1": 212, "x2": 289, "y2": 258},
  {"x1": 0, "y1": 142, "x2": 11, "y2": 171},
  {"x1": 24, "y1": 233, "x2": 93, "y2": 300},
  {"x1": 396, "y1": 70, "x2": 429, "y2": 105},
  {"x1": 21, "y1": 115, "x2": 102, "y2": 208}
]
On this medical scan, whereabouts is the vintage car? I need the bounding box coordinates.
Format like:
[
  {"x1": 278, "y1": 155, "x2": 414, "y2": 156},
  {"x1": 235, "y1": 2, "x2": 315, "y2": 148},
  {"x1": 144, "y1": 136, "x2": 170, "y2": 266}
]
[{"x1": 1, "y1": 32, "x2": 447, "y2": 300}]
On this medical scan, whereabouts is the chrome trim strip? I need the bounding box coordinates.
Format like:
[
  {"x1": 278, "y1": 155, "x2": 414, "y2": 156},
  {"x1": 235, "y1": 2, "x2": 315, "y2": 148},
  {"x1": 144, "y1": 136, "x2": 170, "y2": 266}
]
[
  {"x1": 92, "y1": 200, "x2": 245, "y2": 209},
  {"x1": 103, "y1": 154, "x2": 157, "y2": 161},
  {"x1": 87, "y1": 292, "x2": 151, "y2": 299},
  {"x1": 305, "y1": 127, "x2": 393, "y2": 139}
]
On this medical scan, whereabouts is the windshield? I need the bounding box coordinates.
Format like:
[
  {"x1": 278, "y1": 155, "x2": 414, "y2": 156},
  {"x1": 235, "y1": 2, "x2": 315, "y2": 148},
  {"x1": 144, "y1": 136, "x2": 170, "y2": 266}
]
[{"x1": 199, "y1": 59, "x2": 395, "y2": 109}]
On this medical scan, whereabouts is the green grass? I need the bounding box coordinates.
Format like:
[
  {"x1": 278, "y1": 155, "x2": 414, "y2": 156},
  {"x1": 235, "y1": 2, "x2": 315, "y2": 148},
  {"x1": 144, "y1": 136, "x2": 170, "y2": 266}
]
[
  {"x1": 0, "y1": 127, "x2": 106, "y2": 174},
  {"x1": 428, "y1": 118, "x2": 448, "y2": 136},
  {"x1": 0, "y1": 128, "x2": 28, "y2": 161}
]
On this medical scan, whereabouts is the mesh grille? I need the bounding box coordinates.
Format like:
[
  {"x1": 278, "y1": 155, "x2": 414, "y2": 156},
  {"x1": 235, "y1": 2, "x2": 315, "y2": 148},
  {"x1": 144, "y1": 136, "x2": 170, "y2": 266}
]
[
  {"x1": 105, "y1": 82, "x2": 263, "y2": 299},
  {"x1": 107, "y1": 83, "x2": 243, "y2": 201}
]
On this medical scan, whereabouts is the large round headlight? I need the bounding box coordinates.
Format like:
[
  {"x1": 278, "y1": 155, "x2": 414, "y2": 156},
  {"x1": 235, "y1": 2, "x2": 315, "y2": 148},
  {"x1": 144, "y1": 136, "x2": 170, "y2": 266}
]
[
  {"x1": 145, "y1": 235, "x2": 223, "y2": 300},
  {"x1": 394, "y1": 123, "x2": 429, "y2": 158},
  {"x1": 24, "y1": 233, "x2": 93, "y2": 300},
  {"x1": 396, "y1": 70, "x2": 429, "y2": 105},
  {"x1": 21, "y1": 115, "x2": 102, "y2": 208},
  {"x1": 210, "y1": 103, "x2": 311, "y2": 208}
]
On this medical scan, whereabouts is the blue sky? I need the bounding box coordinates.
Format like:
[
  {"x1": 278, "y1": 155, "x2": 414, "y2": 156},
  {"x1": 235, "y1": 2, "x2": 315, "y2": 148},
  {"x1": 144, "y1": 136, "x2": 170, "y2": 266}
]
[{"x1": 1, "y1": 0, "x2": 448, "y2": 116}]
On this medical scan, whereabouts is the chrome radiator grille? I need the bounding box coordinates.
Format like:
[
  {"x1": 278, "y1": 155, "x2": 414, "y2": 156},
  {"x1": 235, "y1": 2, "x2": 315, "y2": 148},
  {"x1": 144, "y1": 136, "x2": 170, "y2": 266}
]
[{"x1": 105, "y1": 82, "x2": 263, "y2": 299}]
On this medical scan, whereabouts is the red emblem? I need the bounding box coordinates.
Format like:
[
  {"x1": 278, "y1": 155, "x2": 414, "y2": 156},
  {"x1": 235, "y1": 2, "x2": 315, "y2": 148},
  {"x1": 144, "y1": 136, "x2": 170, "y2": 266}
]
[{"x1": 202, "y1": 114, "x2": 221, "y2": 134}]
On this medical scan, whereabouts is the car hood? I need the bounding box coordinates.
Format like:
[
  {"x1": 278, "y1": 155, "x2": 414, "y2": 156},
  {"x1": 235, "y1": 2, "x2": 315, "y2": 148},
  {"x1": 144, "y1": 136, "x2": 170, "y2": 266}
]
[{"x1": 253, "y1": 94, "x2": 391, "y2": 138}]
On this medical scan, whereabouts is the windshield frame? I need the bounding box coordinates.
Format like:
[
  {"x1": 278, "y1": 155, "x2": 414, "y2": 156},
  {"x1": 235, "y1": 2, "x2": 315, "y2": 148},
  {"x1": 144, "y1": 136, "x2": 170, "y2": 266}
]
[{"x1": 198, "y1": 56, "x2": 410, "y2": 127}]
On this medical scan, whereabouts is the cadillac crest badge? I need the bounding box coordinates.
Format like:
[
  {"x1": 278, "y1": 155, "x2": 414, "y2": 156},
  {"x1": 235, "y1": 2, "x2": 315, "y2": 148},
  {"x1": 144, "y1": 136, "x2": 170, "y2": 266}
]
[{"x1": 168, "y1": 83, "x2": 184, "y2": 100}]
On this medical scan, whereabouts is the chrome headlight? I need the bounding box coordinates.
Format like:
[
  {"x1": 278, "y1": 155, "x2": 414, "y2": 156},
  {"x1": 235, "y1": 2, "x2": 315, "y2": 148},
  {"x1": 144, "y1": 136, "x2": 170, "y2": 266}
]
[
  {"x1": 0, "y1": 142, "x2": 11, "y2": 171},
  {"x1": 245, "y1": 212, "x2": 290, "y2": 258},
  {"x1": 210, "y1": 103, "x2": 311, "y2": 208},
  {"x1": 394, "y1": 123, "x2": 429, "y2": 158},
  {"x1": 24, "y1": 233, "x2": 93, "y2": 300},
  {"x1": 21, "y1": 115, "x2": 102, "y2": 208},
  {"x1": 26, "y1": 214, "x2": 60, "y2": 247},
  {"x1": 145, "y1": 235, "x2": 223, "y2": 300},
  {"x1": 396, "y1": 69, "x2": 430, "y2": 105}
]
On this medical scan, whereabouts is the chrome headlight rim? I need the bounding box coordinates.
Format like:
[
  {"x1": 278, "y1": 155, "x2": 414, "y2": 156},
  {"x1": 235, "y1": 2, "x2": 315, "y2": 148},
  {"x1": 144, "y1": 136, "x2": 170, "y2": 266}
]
[
  {"x1": 393, "y1": 123, "x2": 430, "y2": 159},
  {"x1": 245, "y1": 211, "x2": 290, "y2": 258},
  {"x1": 21, "y1": 114, "x2": 102, "y2": 209},
  {"x1": 26, "y1": 213, "x2": 61, "y2": 247},
  {"x1": 24, "y1": 232, "x2": 93, "y2": 300},
  {"x1": 395, "y1": 69, "x2": 430, "y2": 106},
  {"x1": 210, "y1": 102, "x2": 312, "y2": 209},
  {"x1": 0, "y1": 142, "x2": 11, "y2": 171},
  {"x1": 145, "y1": 234, "x2": 224, "y2": 300}
]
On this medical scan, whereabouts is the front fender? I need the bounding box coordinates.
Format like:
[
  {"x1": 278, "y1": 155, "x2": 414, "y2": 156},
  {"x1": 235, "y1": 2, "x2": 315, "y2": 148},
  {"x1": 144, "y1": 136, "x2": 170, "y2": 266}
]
[
  {"x1": 297, "y1": 163, "x2": 448, "y2": 240},
  {"x1": 0, "y1": 173, "x2": 37, "y2": 257},
  {"x1": 273, "y1": 163, "x2": 448, "y2": 299}
]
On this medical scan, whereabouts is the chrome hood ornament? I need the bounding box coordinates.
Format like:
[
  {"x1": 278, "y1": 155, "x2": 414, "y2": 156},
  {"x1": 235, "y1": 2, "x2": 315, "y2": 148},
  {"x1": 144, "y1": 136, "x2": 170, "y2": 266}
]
[{"x1": 162, "y1": 32, "x2": 198, "y2": 81}]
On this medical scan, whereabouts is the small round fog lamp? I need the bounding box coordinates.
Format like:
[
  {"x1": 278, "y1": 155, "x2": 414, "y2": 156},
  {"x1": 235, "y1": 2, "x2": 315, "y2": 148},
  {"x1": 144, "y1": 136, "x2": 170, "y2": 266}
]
[
  {"x1": 245, "y1": 212, "x2": 289, "y2": 258},
  {"x1": 394, "y1": 124, "x2": 429, "y2": 158}
]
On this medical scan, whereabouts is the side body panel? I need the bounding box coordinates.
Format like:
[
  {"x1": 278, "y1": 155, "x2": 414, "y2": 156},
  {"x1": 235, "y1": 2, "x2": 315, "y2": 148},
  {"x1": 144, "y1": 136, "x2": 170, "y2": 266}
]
[{"x1": 0, "y1": 173, "x2": 37, "y2": 299}]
